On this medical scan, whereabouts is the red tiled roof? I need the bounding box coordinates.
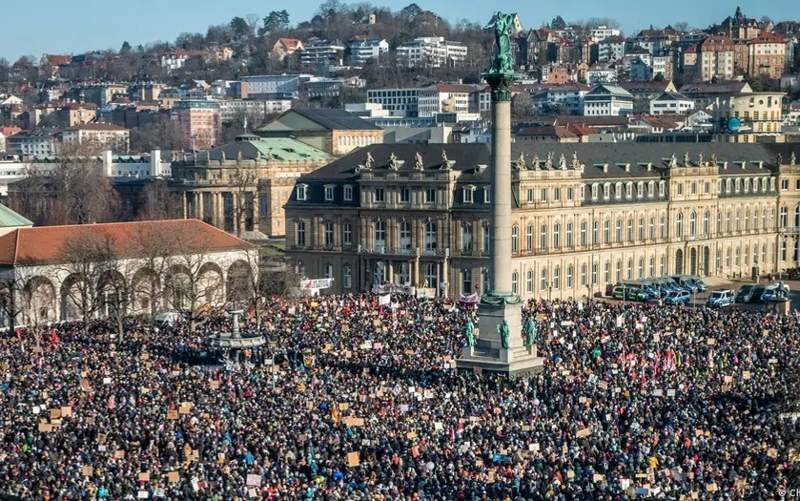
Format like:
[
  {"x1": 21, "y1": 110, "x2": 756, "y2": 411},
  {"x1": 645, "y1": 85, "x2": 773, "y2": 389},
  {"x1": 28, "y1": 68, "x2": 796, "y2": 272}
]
[
  {"x1": 68, "y1": 122, "x2": 128, "y2": 132},
  {"x1": 276, "y1": 38, "x2": 303, "y2": 50},
  {"x1": 0, "y1": 219, "x2": 252, "y2": 266}
]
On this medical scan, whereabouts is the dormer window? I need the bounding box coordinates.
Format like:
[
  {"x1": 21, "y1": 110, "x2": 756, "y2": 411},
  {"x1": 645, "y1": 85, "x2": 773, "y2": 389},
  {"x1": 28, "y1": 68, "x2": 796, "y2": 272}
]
[
  {"x1": 296, "y1": 183, "x2": 308, "y2": 201},
  {"x1": 375, "y1": 188, "x2": 385, "y2": 202},
  {"x1": 484, "y1": 188, "x2": 491, "y2": 203},
  {"x1": 463, "y1": 185, "x2": 476, "y2": 204},
  {"x1": 343, "y1": 184, "x2": 353, "y2": 201},
  {"x1": 324, "y1": 185, "x2": 335, "y2": 201}
]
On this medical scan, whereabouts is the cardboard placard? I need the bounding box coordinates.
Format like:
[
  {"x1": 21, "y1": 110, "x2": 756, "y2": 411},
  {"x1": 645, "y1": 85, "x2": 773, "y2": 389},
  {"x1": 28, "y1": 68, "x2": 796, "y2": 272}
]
[
  {"x1": 246, "y1": 473, "x2": 262, "y2": 487},
  {"x1": 82, "y1": 465, "x2": 93, "y2": 477},
  {"x1": 344, "y1": 416, "x2": 365, "y2": 427},
  {"x1": 338, "y1": 402, "x2": 349, "y2": 411},
  {"x1": 210, "y1": 380, "x2": 220, "y2": 390},
  {"x1": 179, "y1": 402, "x2": 193, "y2": 415},
  {"x1": 167, "y1": 409, "x2": 178, "y2": 420},
  {"x1": 743, "y1": 371, "x2": 752, "y2": 380},
  {"x1": 406, "y1": 431, "x2": 417, "y2": 439},
  {"x1": 50, "y1": 408, "x2": 61, "y2": 419},
  {"x1": 767, "y1": 448, "x2": 778, "y2": 459},
  {"x1": 576, "y1": 428, "x2": 591, "y2": 438},
  {"x1": 346, "y1": 451, "x2": 360, "y2": 467},
  {"x1": 115, "y1": 450, "x2": 126, "y2": 459},
  {"x1": 138, "y1": 472, "x2": 150, "y2": 482},
  {"x1": 61, "y1": 406, "x2": 72, "y2": 417},
  {"x1": 168, "y1": 471, "x2": 179, "y2": 484},
  {"x1": 38, "y1": 422, "x2": 52, "y2": 432}
]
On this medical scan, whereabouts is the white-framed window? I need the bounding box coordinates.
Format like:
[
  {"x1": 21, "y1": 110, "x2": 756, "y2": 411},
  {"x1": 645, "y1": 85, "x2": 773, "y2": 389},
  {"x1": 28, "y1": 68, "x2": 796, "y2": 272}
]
[
  {"x1": 324, "y1": 222, "x2": 334, "y2": 247},
  {"x1": 462, "y1": 268, "x2": 472, "y2": 293},
  {"x1": 553, "y1": 266, "x2": 561, "y2": 289},
  {"x1": 375, "y1": 188, "x2": 385, "y2": 203},
  {"x1": 400, "y1": 221, "x2": 412, "y2": 249},
  {"x1": 566, "y1": 265, "x2": 573, "y2": 289},
  {"x1": 374, "y1": 220, "x2": 386, "y2": 247},
  {"x1": 343, "y1": 184, "x2": 353, "y2": 201},
  {"x1": 463, "y1": 186, "x2": 475, "y2": 204},
  {"x1": 511, "y1": 272, "x2": 518, "y2": 294},
  {"x1": 425, "y1": 188, "x2": 436, "y2": 204},
  {"x1": 296, "y1": 184, "x2": 308, "y2": 201},
  {"x1": 539, "y1": 224, "x2": 547, "y2": 249},
  {"x1": 566, "y1": 223, "x2": 573, "y2": 247},
  {"x1": 343, "y1": 223, "x2": 353, "y2": 246},
  {"x1": 511, "y1": 226, "x2": 519, "y2": 253},
  {"x1": 324, "y1": 185, "x2": 335, "y2": 201},
  {"x1": 400, "y1": 188, "x2": 410, "y2": 203},
  {"x1": 526, "y1": 224, "x2": 533, "y2": 250},
  {"x1": 526, "y1": 270, "x2": 533, "y2": 293},
  {"x1": 425, "y1": 221, "x2": 437, "y2": 250},
  {"x1": 484, "y1": 188, "x2": 491, "y2": 203},
  {"x1": 540, "y1": 268, "x2": 548, "y2": 290}
]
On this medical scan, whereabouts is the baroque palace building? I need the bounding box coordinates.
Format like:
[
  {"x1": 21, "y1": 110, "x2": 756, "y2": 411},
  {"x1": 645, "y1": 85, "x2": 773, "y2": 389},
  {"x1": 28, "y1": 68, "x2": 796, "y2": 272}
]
[{"x1": 284, "y1": 142, "x2": 800, "y2": 299}]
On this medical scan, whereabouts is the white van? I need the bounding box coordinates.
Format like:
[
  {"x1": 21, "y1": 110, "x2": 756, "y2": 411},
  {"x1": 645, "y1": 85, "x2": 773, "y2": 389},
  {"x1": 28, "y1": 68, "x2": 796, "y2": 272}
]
[{"x1": 154, "y1": 311, "x2": 181, "y2": 327}]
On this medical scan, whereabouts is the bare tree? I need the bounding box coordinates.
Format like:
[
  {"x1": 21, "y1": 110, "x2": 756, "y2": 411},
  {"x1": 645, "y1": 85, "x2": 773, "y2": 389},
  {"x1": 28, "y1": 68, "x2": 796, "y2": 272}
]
[
  {"x1": 126, "y1": 223, "x2": 181, "y2": 322},
  {"x1": 163, "y1": 225, "x2": 222, "y2": 330},
  {"x1": 229, "y1": 167, "x2": 257, "y2": 238},
  {"x1": 55, "y1": 232, "x2": 120, "y2": 335}
]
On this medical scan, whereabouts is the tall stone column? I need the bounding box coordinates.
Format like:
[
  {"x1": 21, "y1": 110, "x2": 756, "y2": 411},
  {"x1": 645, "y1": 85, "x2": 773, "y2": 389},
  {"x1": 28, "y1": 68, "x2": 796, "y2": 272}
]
[{"x1": 457, "y1": 11, "x2": 542, "y2": 377}]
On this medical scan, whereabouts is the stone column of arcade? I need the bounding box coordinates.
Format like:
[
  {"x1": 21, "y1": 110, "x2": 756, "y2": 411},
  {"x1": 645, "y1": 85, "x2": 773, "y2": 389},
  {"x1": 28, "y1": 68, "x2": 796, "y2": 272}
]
[{"x1": 457, "y1": 11, "x2": 543, "y2": 377}]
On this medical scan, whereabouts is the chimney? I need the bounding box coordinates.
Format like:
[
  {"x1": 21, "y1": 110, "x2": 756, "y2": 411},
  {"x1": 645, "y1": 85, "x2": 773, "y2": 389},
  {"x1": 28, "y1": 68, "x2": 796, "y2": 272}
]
[
  {"x1": 602, "y1": 164, "x2": 608, "y2": 173},
  {"x1": 102, "y1": 150, "x2": 113, "y2": 177},
  {"x1": 624, "y1": 164, "x2": 630, "y2": 173},
  {"x1": 150, "y1": 149, "x2": 162, "y2": 177}
]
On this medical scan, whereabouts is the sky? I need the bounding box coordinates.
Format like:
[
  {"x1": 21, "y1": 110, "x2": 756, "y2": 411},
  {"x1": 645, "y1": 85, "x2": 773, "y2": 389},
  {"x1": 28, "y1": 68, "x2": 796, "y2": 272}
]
[{"x1": 1, "y1": 0, "x2": 796, "y2": 62}]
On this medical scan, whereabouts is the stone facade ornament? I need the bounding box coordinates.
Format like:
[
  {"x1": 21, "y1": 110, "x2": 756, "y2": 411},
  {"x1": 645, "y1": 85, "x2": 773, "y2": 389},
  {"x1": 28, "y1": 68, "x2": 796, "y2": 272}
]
[
  {"x1": 791, "y1": 152, "x2": 796, "y2": 165},
  {"x1": 697, "y1": 152, "x2": 704, "y2": 166},
  {"x1": 683, "y1": 152, "x2": 690, "y2": 167},
  {"x1": 571, "y1": 151, "x2": 580, "y2": 170},
  {"x1": 414, "y1": 152, "x2": 425, "y2": 171},
  {"x1": 531, "y1": 154, "x2": 540, "y2": 170},
  {"x1": 545, "y1": 152, "x2": 553, "y2": 169},
  {"x1": 515, "y1": 152, "x2": 526, "y2": 170},
  {"x1": 558, "y1": 153, "x2": 567, "y2": 170},
  {"x1": 441, "y1": 149, "x2": 454, "y2": 170},
  {"x1": 364, "y1": 151, "x2": 374, "y2": 170},
  {"x1": 669, "y1": 154, "x2": 677, "y2": 168},
  {"x1": 388, "y1": 152, "x2": 400, "y2": 171},
  {"x1": 710, "y1": 153, "x2": 717, "y2": 166}
]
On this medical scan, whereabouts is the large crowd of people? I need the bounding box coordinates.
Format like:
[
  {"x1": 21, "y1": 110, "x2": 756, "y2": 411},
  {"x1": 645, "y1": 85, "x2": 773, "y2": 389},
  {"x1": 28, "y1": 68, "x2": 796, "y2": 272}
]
[{"x1": 0, "y1": 295, "x2": 798, "y2": 499}]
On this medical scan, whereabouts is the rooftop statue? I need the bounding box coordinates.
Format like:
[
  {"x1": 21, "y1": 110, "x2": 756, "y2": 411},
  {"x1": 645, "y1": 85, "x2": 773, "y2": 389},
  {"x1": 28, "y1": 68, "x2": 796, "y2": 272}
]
[{"x1": 485, "y1": 12, "x2": 519, "y2": 78}]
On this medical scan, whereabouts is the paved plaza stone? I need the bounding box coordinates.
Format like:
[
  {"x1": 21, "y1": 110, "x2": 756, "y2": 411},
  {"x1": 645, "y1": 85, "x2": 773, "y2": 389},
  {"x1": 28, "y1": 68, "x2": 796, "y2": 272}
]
[{"x1": 0, "y1": 295, "x2": 798, "y2": 499}]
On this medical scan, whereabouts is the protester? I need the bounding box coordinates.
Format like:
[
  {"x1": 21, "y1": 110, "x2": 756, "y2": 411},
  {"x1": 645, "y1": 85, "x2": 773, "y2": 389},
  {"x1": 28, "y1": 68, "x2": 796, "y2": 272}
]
[{"x1": 0, "y1": 295, "x2": 797, "y2": 499}]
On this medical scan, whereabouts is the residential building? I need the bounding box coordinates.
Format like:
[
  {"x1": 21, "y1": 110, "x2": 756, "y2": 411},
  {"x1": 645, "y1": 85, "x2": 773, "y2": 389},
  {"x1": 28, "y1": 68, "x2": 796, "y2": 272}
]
[
  {"x1": 300, "y1": 40, "x2": 345, "y2": 67},
  {"x1": 651, "y1": 54, "x2": 673, "y2": 80},
  {"x1": 649, "y1": 92, "x2": 695, "y2": 115},
  {"x1": 746, "y1": 32, "x2": 786, "y2": 79},
  {"x1": 171, "y1": 99, "x2": 221, "y2": 150},
  {"x1": 530, "y1": 84, "x2": 590, "y2": 115},
  {"x1": 6, "y1": 131, "x2": 60, "y2": 157},
  {"x1": 582, "y1": 84, "x2": 634, "y2": 116},
  {"x1": 515, "y1": 125, "x2": 581, "y2": 143},
  {"x1": 396, "y1": 37, "x2": 468, "y2": 68},
  {"x1": 679, "y1": 81, "x2": 753, "y2": 109},
  {"x1": 0, "y1": 219, "x2": 253, "y2": 327},
  {"x1": 61, "y1": 123, "x2": 130, "y2": 153},
  {"x1": 597, "y1": 36, "x2": 626, "y2": 62},
  {"x1": 240, "y1": 74, "x2": 310, "y2": 99},
  {"x1": 216, "y1": 99, "x2": 292, "y2": 123},
  {"x1": 590, "y1": 26, "x2": 621, "y2": 44},
  {"x1": 712, "y1": 6, "x2": 762, "y2": 42},
  {"x1": 283, "y1": 142, "x2": 800, "y2": 299},
  {"x1": 170, "y1": 135, "x2": 332, "y2": 237},
  {"x1": 255, "y1": 108, "x2": 383, "y2": 156},
  {"x1": 57, "y1": 103, "x2": 97, "y2": 127},
  {"x1": 713, "y1": 92, "x2": 785, "y2": 143},
  {"x1": 271, "y1": 38, "x2": 304, "y2": 61},
  {"x1": 347, "y1": 38, "x2": 389, "y2": 66},
  {"x1": 586, "y1": 64, "x2": 618, "y2": 84},
  {"x1": 417, "y1": 84, "x2": 490, "y2": 118},
  {"x1": 160, "y1": 50, "x2": 190, "y2": 73},
  {"x1": 367, "y1": 88, "x2": 421, "y2": 117},
  {"x1": 696, "y1": 36, "x2": 735, "y2": 81},
  {"x1": 621, "y1": 80, "x2": 678, "y2": 113}
]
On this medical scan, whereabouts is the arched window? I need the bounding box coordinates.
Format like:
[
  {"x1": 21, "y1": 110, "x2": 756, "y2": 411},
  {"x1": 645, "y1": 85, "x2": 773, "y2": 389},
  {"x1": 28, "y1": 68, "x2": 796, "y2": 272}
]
[
  {"x1": 660, "y1": 213, "x2": 667, "y2": 239},
  {"x1": 540, "y1": 268, "x2": 548, "y2": 290},
  {"x1": 649, "y1": 216, "x2": 655, "y2": 240},
  {"x1": 511, "y1": 225, "x2": 519, "y2": 253},
  {"x1": 581, "y1": 221, "x2": 588, "y2": 246},
  {"x1": 511, "y1": 272, "x2": 518, "y2": 294},
  {"x1": 604, "y1": 220, "x2": 610, "y2": 243},
  {"x1": 566, "y1": 223, "x2": 573, "y2": 247},
  {"x1": 703, "y1": 211, "x2": 710, "y2": 235},
  {"x1": 566, "y1": 265, "x2": 574, "y2": 288},
  {"x1": 553, "y1": 223, "x2": 561, "y2": 248},
  {"x1": 726, "y1": 209, "x2": 732, "y2": 232},
  {"x1": 540, "y1": 224, "x2": 548, "y2": 249},
  {"x1": 627, "y1": 218, "x2": 633, "y2": 242},
  {"x1": 526, "y1": 224, "x2": 533, "y2": 249},
  {"x1": 780, "y1": 207, "x2": 788, "y2": 228},
  {"x1": 689, "y1": 211, "x2": 696, "y2": 237},
  {"x1": 323, "y1": 263, "x2": 334, "y2": 279},
  {"x1": 580, "y1": 263, "x2": 588, "y2": 286},
  {"x1": 676, "y1": 212, "x2": 684, "y2": 238},
  {"x1": 637, "y1": 257, "x2": 644, "y2": 278},
  {"x1": 626, "y1": 258, "x2": 633, "y2": 280},
  {"x1": 638, "y1": 217, "x2": 644, "y2": 241},
  {"x1": 615, "y1": 219, "x2": 623, "y2": 242},
  {"x1": 648, "y1": 256, "x2": 655, "y2": 277},
  {"x1": 735, "y1": 209, "x2": 741, "y2": 231},
  {"x1": 553, "y1": 266, "x2": 561, "y2": 289},
  {"x1": 462, "y1": 223, "x2": 473, "y2": 252},
  {"x1": 744, "y1": 208, "x2": 750, "y2": 231},
  {"x1": 526, "y1": 270, "x2": 533, "y2": 293}
]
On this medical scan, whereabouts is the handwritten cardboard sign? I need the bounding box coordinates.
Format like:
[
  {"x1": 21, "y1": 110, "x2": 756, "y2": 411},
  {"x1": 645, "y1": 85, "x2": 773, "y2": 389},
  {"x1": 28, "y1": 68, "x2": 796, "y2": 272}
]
[
  {"x1": 346, "y1": 451, "x2": 360, "y2": 467},
  {"x1": 246, "y1": 474, "x2": 262, "y2": 487}
]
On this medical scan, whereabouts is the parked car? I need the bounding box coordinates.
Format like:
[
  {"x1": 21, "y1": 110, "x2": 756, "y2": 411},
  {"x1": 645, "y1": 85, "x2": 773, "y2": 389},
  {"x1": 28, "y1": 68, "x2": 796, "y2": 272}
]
[
  {"x1": 706, "y1": 289, "x2": 735, "y2": 308},
  {"x1": 736, "y1": 284, "x2": 757, "y2": 303},
  {"x1": 664, "y1": 290, "x2": 691, "y2": 305},
  {"x1": 761, "y1": 283, "x2": 790, "y2": 302}
]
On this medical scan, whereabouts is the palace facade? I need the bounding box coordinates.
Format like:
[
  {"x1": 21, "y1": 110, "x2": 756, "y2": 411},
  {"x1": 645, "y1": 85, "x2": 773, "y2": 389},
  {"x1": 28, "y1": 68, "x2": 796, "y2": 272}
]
[{"x1": 284, "y1": 143, "x2": 800, "y2": 299}]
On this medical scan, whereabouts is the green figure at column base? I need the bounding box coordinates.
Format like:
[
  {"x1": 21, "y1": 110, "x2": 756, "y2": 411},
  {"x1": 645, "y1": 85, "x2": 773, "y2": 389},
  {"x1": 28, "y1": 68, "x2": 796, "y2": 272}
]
[{"x1": 480, "y1": 291, "x2": 522, "y2": 306}]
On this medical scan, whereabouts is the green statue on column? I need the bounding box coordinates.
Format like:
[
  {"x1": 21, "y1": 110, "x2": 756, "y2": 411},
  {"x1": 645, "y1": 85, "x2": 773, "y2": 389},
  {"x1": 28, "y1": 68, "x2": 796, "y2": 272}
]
[
  {"x1": 485, "y1": 12, "x2": 519, "y2": 78},
  {"x1": 523, "y1": 316, "x2": 537, "y2": 348}
]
